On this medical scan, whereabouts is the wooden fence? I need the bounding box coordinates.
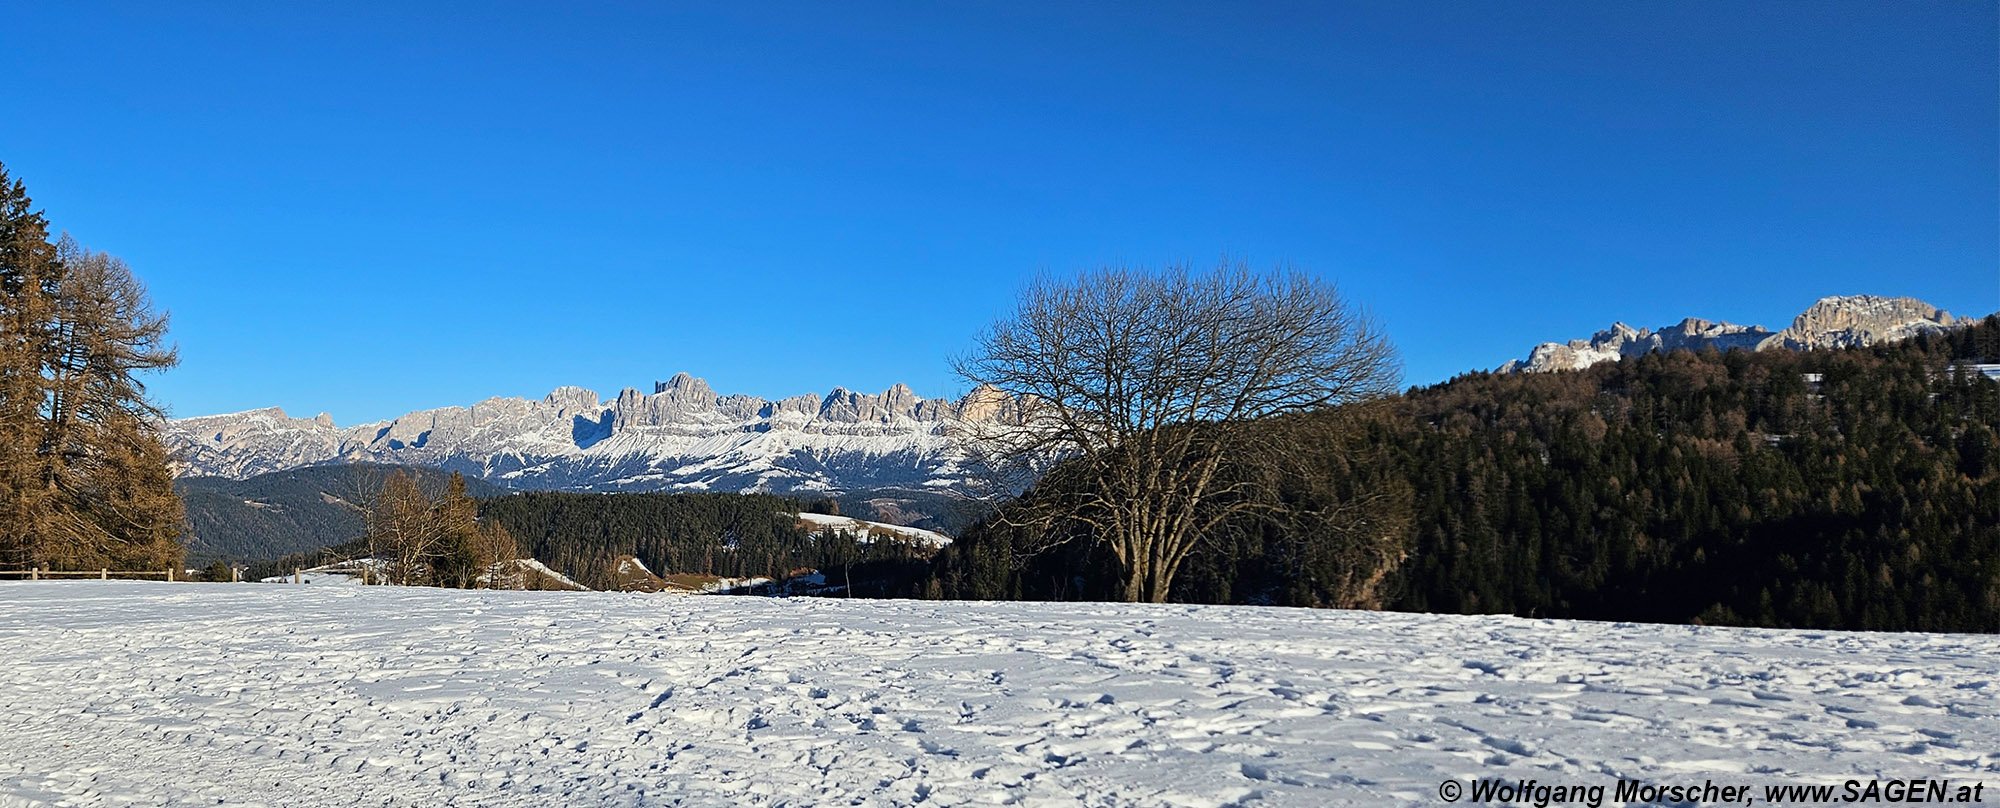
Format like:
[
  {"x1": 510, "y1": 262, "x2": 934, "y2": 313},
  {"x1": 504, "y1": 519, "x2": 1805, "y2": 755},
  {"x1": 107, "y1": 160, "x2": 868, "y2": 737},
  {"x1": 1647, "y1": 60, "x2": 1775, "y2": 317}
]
[{"x1": 0, "y1": 567, "x2": 224, "y2": 582}]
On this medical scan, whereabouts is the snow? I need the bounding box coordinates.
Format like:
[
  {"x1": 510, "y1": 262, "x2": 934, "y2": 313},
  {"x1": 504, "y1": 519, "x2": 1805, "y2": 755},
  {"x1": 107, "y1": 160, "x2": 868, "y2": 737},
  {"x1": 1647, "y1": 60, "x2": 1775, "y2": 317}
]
[
  {"x1": 509, "y1": 558, "x2": 588, "y2": 591},
  {"x1": 257, "y1": 558, "x2": 386, "y2": 585},
  {"x1": 796, "y1": 511, "x2": 953, "y2": 547},
  {"x1": 689, "y1": 575, "x2": 773, "y2": 593},
  {"x1": 1, "y1": 583, "x2": 1996, "y2": 806},
  {"x1": 263, "y1": 559, "x2": 587, "y2": 592}
]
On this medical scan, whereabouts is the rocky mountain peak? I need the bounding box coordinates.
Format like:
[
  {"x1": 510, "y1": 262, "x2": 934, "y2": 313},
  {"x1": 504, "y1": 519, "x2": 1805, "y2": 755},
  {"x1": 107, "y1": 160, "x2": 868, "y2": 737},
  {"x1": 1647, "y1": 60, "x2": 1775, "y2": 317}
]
[
  {"x1": 959, "y1": 384, "x2": 1017, "y2": 423},
  {"x1": 653, "y1": 372, "x2": 715, "y2": 399},
  {"x1": 542, "y1": 386, "x2": 601, "y2": 414},
  {"x1": 1597, "y1": 322, "x2": 1642, "y2": 342},
  {"x1": 1776, "y1": 295, "x2": 1958, "y2": 350},
  {"x1": 1499, "y1": 295, "x2": 1968, "y2": 374},
  {"x1": 1664, "y1": 318, "x2": 1713, "y2": 335}
]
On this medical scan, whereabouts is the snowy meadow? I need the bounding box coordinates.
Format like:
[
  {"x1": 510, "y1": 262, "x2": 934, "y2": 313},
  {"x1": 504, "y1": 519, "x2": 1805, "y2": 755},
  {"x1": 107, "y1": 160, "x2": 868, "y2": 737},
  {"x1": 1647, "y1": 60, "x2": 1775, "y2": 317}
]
[{"x1": 1, "y1": 583, "x2": 1995, "y2": 806}]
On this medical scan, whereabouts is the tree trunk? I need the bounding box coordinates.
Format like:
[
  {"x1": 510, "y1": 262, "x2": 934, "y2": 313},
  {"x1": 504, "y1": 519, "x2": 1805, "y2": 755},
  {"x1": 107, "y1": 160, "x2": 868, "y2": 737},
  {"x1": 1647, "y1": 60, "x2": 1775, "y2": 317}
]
[
  {"x1": 1121, "y1": 563, "x2": 1146, "y2": 603},
  {"x1": 1146, "y1": 562, "x2": 1173, "y2": 604},
  {"x1": 1119, "y1": 556, "x2": 1179, "y2": 603}
]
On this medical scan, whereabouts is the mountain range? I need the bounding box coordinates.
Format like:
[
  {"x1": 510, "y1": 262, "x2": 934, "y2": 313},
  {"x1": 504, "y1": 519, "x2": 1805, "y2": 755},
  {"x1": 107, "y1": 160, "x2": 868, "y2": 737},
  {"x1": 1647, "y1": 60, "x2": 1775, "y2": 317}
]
[
  {"x1": 165, "y1": 374, "x2": 1011, "y2": 495},
  {"x1": 1497, "y1": 295, "x2": 1964, "y2": 373}
]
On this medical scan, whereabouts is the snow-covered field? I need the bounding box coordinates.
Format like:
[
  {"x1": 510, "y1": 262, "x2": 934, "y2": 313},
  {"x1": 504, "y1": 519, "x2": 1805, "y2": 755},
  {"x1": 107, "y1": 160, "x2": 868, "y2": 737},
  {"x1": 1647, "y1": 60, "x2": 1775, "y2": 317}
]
[{"x1": 0, "y1": 584, "x2": 1994, "y2": 807}]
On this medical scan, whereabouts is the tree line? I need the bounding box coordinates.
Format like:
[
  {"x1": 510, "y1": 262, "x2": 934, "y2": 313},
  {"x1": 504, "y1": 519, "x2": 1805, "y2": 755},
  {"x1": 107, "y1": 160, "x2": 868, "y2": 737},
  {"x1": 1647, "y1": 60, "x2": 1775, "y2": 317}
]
[
  {"x1": 0, "y1": 162, "x2": 182, "y2": 572},
  {"x1": 1377, "y1": 318, "x2": 1999, "y2": 631},
  {"x1": 479, "y1": 491, "x2": 934, "y2": 592},
  {"x1": 241, "y1": 469, "x2": 521, "y2": 587}
]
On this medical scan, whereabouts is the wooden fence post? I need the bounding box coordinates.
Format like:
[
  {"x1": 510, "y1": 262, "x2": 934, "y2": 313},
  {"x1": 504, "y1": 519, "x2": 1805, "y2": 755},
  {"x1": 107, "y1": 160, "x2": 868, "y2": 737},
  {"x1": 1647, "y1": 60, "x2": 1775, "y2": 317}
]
[
  {"x1": 100, "y1": 569, "x2": 107, "y2": 581},
  {"x1": 294, "y1": 568, "x2": 302, "y2": 584},
  {"x1": 166, "y1": 567, "x2": 174, "y2": 583},
  {"x1": 29, "y1": 567, "x2": 37, "y2": 581}
]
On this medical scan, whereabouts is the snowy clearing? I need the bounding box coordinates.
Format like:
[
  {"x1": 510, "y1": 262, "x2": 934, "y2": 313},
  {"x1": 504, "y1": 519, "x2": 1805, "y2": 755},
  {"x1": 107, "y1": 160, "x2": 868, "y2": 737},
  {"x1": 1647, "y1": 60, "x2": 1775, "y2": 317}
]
[
  {"x1": 262, "y1": 559, "x2": 589, "y2": 591},
  {"x1": 0, "y1": 583, "x2": 1995, "y2": 807},
  {"x1": 795, "y1": 511, "x2": 954, "y2": 548}
]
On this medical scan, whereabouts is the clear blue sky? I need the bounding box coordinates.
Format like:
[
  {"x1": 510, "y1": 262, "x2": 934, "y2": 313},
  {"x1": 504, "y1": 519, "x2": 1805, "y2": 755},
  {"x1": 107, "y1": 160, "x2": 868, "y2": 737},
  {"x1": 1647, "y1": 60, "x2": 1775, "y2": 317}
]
[{"x1": 3, "y1": 2, "x2": 1994, "y2": 424}]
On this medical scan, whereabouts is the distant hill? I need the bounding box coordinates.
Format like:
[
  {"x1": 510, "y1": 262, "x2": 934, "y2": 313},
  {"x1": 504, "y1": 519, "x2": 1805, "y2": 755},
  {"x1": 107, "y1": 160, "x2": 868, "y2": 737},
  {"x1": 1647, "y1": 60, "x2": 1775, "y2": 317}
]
[
  {"x1": 929, "y1": 315, "x2": 2000, "y2": 632},
  {"x1": 176, "y1": 464, "x2": 509, "y2": 563},
  {"x1": 176, "y1": 460, "x2": 971, "y2": 584}
]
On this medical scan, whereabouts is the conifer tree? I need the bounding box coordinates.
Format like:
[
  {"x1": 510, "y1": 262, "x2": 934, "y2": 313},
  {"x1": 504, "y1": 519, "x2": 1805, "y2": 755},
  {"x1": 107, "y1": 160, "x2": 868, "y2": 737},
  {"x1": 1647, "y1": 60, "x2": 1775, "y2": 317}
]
[
  {"x1": 0, "y1": 161, "x2": 183, "y2": 571},
  {"x1": 431, "y1": 472, "x2": 482, "y2": 587},
  {"x1": 0, "y1": 163, "x2": 60, "y2": 569}
]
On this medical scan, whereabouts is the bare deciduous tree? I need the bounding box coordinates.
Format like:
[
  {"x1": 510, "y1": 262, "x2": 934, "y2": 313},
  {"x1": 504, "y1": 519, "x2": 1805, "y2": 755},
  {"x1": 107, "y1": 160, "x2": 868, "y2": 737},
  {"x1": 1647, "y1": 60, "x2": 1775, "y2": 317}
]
[
  {"x1": 955, "y1": 263, "x2": 1399, "y2": 603},
  {"x1": 368, "y1": 471, "x2": 447, "y2": 585}
]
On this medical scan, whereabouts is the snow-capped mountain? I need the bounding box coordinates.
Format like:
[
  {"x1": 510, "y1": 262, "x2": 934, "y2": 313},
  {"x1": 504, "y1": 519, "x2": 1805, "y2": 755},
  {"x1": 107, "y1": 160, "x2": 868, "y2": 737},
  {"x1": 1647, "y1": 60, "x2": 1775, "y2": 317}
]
[
  {"x1": 164, "y1": 374, "x2": 1013, "y2": 494},
  {"x1": 1499, "y1": 295, "x2": 1965, "y2": 373}
]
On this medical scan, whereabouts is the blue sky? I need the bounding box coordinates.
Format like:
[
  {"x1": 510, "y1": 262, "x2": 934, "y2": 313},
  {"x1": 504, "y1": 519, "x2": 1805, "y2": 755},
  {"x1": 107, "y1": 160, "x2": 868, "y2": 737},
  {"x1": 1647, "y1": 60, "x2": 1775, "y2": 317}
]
[{"x1": 3, "y1": 2, "x2": 1994, "y2": 424}]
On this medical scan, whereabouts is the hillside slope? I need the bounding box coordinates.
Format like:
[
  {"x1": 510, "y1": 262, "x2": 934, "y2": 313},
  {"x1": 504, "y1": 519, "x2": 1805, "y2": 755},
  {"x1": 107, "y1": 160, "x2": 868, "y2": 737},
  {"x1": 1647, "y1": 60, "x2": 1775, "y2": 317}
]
[
  {"x1": 177, "y1": 464, "x2": 508, "y2": 562},
  {"x1": 933, "y1": 316, "x2": 2000, "y2": 631}
]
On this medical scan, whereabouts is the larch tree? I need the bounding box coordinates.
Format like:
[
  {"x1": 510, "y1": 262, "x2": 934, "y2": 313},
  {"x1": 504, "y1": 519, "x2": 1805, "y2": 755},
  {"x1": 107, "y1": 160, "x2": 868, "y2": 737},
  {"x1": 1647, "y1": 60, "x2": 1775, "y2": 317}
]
[
  {"x1": 367, "y1": 470, "x2": 443, "y2": 585},
  {"x1": 39, "y1": 240, "x2": 182, "y2": 569},
  {"x1": 471, "y1": 519, "x2": 519, "y2": 589},
  {"x1": 956, "y1": 262, "x2": 1400, "y2": 603},
  {"x1": 0, "y1": 161, "x2": 183, "y2": 571}
]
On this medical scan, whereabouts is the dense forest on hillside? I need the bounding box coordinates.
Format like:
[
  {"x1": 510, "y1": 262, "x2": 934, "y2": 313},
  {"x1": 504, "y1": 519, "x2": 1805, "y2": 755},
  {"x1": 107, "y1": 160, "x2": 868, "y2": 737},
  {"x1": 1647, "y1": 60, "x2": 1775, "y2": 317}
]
[
  {"x1": 925, "y1": 317, "x2": 2000, "y2": 632},
  {"x1": 479, "y1": 492, "x2": 933, "y2": 592}
]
